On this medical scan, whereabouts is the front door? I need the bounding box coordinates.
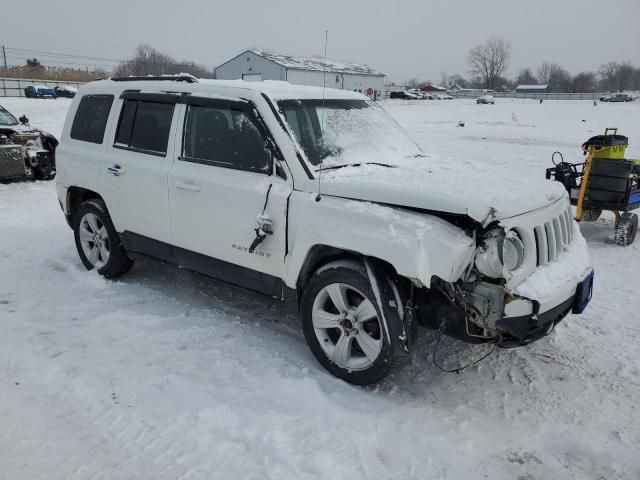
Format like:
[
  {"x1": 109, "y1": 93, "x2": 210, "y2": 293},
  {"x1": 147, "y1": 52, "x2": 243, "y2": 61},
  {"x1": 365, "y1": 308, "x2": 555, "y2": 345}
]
[{"x1": 168, "y1": 98, "x2": 291, "y2": 296}]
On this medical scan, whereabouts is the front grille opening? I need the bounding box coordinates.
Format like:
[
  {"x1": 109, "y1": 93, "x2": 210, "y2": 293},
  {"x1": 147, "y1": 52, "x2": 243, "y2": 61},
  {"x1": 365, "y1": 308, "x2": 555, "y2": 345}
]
[
  {"x1": 534, "y1": 226, "x2": 545, "y2": 266},
  {"x1": 544, "y1": 222, "x2": 556, "y2": 262}
]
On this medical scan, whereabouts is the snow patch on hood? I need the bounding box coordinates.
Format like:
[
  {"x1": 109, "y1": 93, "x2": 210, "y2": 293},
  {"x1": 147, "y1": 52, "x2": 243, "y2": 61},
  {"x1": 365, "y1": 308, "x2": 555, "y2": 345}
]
[{"x1": 319, "y1": 157, "x2": 567, "y2": 222}]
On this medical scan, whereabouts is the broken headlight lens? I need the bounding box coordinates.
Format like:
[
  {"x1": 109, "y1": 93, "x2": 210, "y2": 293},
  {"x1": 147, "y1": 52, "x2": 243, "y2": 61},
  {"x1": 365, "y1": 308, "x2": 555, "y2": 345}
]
[{"x1": 475, "y1": 228, "x2": 524, "y2": 279}]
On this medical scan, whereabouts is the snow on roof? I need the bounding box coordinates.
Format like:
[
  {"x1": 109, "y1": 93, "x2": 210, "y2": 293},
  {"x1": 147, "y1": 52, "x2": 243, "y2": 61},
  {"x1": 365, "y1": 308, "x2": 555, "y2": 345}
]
[
  {"x1": 516, "y1": 84, "x2": 548, "y2": 90},
  {"x1": 250, "y1": 50, "x2": 384, "y2": 77},
  {"x1": 87, "y1": 78, "x2": 368, "y2": 101},
  {"x1": 200, "y1": 79, "x2": 367, "y2": 100}
]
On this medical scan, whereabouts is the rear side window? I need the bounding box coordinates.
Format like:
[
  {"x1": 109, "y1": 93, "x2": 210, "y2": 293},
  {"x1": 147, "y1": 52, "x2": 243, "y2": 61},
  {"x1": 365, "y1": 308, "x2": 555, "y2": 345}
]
[
  {"x1": 182, "y1": 104, "x2": 271, "y2": 173},
  {"x1": 70, "y1": 95, "x2": 114, "y2": 144},
  {"x1": 115, "y1": 100, "x2": 174, "y2": 155}
]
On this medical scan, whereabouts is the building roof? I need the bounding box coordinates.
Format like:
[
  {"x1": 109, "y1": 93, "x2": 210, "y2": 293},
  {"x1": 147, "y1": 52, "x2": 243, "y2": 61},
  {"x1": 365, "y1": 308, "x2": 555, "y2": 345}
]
[
  {"x1": 249, "y1": 50, "x2": 384, "y2": 77},
  {"x1": 516, "y1": 84, "x2": 548, "y2": 90},
  {"x1": 421, "y1": 84, "x2": 447, "y2": 92}
]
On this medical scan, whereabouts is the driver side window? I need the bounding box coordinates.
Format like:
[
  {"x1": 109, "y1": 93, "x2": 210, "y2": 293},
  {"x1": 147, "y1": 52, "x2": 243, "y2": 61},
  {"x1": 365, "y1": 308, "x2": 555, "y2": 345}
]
[{"x1": 182, "y1": 104, "x2": 271, "y2": 174}]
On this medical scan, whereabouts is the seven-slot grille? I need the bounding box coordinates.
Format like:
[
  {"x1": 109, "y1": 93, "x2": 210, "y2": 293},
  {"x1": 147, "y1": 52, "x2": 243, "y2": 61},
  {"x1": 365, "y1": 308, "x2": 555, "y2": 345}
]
[{"x1": 533, "y1": 207, "x2": 574, "y2": 266}]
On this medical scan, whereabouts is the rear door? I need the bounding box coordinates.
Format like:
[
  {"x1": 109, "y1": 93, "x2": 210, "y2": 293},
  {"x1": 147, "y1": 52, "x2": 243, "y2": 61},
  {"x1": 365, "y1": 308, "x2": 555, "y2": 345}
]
[
  {"x1": 99, "y1": 92, "x2": 179, "y2": 244},
  {"x1": 168, "y1": 97, "x2": 291, "y2": 296}
]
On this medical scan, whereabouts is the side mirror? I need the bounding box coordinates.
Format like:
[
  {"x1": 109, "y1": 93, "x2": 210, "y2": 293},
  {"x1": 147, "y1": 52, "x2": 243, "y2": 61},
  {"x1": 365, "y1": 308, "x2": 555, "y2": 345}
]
[{"x1": 19, "y1": 115, "x2": 29, "y2": 126}]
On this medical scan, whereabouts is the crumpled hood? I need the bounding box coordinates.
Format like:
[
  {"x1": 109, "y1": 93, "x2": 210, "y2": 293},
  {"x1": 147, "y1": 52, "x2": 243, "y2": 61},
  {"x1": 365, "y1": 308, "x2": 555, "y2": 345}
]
[
  {"x1": 315, "y1": 159, "x2": 567, "y2": 222},
  {"x1": 0, "y1": 123, "x2": 38, "y2": 135}
]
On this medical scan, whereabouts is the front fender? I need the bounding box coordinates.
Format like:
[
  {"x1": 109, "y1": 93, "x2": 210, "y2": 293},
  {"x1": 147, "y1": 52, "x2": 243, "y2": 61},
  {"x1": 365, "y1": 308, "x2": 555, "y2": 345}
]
[{"x1": 283, "y1": 193, "x2": 475, "y2": 288}]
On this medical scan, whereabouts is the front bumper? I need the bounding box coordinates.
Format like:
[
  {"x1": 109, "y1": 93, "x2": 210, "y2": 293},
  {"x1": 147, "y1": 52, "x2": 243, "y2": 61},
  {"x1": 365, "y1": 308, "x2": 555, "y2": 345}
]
[{"x1": 496, "y1": 269, "x2": 594, "y2": 347}]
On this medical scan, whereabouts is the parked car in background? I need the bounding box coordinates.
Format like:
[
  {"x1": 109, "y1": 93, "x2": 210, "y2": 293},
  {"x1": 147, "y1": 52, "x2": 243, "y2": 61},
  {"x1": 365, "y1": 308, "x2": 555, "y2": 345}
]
[
  {"x1": 24, "y1": 85, "x2": 57, "y2": 98},
  {"x1": 0, "y1": 104, "x2": 57, "y2": 180},
  {"x1": 54, "y1": 85, "x2": 78, "y2": 98},
  {"x1": 407, "y1": 89, "x2": 431, "y2": 100},
  {"x1": 389, "y1": 91, "x2": 421, "y2": 100},
  {"x1": 55, "y1": 77, "x2": 592, "y2": 385},
  {"x1": 600, "y1": 93, "x2": 633, "y2": 102},
  {"x1": 477, "y1": 95, "x2": 496, "y2": 104}
]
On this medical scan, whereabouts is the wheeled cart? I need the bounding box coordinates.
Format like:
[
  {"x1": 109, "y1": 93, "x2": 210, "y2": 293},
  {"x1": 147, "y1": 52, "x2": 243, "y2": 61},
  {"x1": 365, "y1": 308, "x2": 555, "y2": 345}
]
[{"x1": 546, "y1": 129, "x2": 640, "y2": 245}]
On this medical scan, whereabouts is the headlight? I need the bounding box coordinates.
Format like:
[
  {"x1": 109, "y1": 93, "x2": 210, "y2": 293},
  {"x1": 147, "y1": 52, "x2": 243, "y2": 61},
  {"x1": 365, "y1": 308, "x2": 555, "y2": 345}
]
[{"x1": 475, "y1": 228, "x2": 524, "y2": 279}]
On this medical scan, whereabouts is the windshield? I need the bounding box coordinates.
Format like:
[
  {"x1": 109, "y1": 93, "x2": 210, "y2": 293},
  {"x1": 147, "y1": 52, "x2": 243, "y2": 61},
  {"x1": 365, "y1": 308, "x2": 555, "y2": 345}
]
[
  {"x1": 0, "y1": 106, "x2": 19, "y2": 126},
  {"x1": 278, "y1": 99, "x2": 422, "y2": 171}
]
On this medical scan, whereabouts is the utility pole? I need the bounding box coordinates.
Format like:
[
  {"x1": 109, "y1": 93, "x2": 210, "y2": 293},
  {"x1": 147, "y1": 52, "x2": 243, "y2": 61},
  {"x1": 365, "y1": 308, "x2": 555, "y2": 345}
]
[{"x1": 1, "y1": 46, "x2": 7, "y2": 69}]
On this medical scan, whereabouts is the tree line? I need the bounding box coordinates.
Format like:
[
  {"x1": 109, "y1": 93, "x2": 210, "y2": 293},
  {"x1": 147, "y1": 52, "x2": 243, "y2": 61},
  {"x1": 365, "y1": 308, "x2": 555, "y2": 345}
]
[
  {"x1": 3, "y1": 40, "x2": 638, "y2": 92},
  {"x1": 0, "y1": 44, "x2": 215, "y2": 82},
  {"x1": 412, "y1": 37, "x2": 640, "y2": 93}
]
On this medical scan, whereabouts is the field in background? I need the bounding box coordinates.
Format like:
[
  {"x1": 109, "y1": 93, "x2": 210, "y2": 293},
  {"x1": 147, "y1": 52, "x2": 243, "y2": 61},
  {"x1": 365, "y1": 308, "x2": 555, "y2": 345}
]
[{"x1": 1, "y1": 97, "x2": 639, "y2": 480}]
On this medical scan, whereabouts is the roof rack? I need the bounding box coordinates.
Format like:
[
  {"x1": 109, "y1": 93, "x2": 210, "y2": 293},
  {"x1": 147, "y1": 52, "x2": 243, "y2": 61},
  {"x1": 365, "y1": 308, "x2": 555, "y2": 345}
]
[{"x1": 110, "y1": 75, "x2": 199, "y2": 83}]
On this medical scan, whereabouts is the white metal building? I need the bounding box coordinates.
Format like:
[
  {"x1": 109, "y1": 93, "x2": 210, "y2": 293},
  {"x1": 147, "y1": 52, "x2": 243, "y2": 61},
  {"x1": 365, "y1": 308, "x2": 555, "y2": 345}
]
[{"x1": 215, "y1": 50, "x2": 385, "y2": 101}]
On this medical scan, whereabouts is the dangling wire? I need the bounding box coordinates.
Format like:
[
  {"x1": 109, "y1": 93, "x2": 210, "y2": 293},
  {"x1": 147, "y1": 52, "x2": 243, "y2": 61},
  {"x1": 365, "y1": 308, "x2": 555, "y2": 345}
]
[{"x1": 432, "y1": 332, "x2": 498, "y2": 374}]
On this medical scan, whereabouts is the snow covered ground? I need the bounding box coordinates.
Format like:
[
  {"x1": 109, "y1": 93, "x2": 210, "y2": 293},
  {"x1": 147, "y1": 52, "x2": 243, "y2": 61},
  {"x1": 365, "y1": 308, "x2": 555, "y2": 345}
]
[{"x1": 1, "y1": 96, "x2": 639, "y2": 480}]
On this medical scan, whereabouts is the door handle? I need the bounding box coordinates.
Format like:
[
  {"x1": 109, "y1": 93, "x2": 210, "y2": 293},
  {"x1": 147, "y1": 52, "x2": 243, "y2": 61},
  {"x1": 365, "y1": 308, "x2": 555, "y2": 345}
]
[
  {"x1": 106, "y1": 164, "x2": 125, "y2": 176},
  {"x1": 175, "y1": 181, "x2": 201, "y2": 192}
]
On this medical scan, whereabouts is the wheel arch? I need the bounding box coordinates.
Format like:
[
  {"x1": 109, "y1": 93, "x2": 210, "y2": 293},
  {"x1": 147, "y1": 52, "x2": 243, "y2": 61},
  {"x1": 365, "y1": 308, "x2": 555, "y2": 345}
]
[
  {"x1": 294, "y1": 244, "x2": 409, "y2": 301},
  {"x1": 66, "y1": 186, "x2": 103, "y2": 226}
]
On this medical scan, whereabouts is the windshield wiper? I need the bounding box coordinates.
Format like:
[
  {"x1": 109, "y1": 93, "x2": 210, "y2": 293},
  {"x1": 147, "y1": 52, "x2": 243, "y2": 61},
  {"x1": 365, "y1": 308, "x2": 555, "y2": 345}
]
[{"x1": 315, "y1": 162, "x2": 396, "y2": 172}]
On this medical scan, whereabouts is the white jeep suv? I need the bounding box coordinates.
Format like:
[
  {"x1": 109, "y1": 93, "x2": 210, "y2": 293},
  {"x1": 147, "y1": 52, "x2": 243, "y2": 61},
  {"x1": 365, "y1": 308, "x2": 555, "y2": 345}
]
[{"x1": 56, "y1": 76, "x2": 593, "y2": 384}]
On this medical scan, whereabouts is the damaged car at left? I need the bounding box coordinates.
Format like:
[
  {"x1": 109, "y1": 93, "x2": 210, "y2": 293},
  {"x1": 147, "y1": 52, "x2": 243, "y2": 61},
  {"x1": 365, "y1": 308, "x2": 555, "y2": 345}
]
[{"x1": 0, "y1": 104, "x2": 57, "y2": 181}]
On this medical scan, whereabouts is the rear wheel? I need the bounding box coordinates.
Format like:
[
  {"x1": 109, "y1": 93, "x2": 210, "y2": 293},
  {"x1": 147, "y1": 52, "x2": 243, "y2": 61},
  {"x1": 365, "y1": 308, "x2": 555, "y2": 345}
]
[
  {"x1": 73, "y1": 199, "x2": 133, "y2": 277},
  {"x1": 614, "y1": 212, "x2": 638, "y2": 246},
  {"x1": 300, "y1": 260, "x2": 407, "y2": 385}
]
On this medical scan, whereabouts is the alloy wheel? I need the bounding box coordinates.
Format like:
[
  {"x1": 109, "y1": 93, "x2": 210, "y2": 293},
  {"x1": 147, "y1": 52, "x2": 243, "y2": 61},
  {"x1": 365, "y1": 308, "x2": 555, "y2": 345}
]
[
  {"x1": 312, "y1": 282, "x2": 383, "y2": 370},
  {"x1": 78, "y1": 213, "x2": 110, "y2": 269}
]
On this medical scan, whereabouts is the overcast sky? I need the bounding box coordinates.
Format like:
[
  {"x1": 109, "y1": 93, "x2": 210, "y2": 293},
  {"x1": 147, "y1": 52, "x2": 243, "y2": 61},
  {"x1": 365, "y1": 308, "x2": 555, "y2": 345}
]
[{"x1": 3, "y1": 0, "x2": 639, "y2": 83}]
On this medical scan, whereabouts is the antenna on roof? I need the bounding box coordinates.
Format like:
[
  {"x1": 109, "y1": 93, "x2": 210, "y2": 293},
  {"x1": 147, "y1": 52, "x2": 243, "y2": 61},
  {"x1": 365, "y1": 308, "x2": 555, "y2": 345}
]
[{"x1": 316, "y1": 29, "x2": 328, "y2": 202}]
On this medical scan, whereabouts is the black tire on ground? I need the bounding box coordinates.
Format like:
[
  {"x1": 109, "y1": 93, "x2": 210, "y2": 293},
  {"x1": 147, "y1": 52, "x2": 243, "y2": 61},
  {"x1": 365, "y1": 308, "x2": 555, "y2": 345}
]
[
  {"x1": 614, "y1": 212, "x2": 639, "y2": 246},
  {"x1": 32, "y1": 164, "x2": 55, "y2": 181},
  {"x1": 300, "y1": 259, "x2": 408, "y2": 385},
  {"x1": 73, "y1": 198, "x2": 134, "y2": 278}
]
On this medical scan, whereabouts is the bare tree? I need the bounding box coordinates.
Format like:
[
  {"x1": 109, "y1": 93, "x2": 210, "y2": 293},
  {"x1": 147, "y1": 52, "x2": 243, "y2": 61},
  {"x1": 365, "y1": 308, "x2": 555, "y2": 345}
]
[
  {"x1": 467, "y1": 37, "x2": 511, "y2": 90},
  {"x1": 440, "y1": 72, "x2": 449, "y2": 88},
  {"x1": 115, "y1": 44, "x2": 214, "y2": 78},
  {"x1": 448, "y1": 74, "x2": 468, "y2": 88},
  {"x1": 537, "y1": 62, "x2": 571, "y2": 92},
  {"x1": 598, "y1": 62, "x2": 618, "y2": 91},
  {"x1": 515, "y1": 68, "x2": 536, "y2": 85},
  {"x1": 571, "y1": 72, "x2": 597, "y2": 93},
  {"x1": 614, "y1": 62, "x2": 635, "y2": 91}
]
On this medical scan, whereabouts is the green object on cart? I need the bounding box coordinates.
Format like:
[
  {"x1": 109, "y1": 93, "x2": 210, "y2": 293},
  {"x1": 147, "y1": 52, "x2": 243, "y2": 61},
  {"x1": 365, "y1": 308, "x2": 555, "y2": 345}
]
[{"x1": 582, "y1": 128, "x2": 628, "y2": 159}]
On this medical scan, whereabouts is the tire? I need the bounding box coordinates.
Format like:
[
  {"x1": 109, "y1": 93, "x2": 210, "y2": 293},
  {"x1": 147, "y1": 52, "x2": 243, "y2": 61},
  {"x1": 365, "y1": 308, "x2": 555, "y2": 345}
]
[
  {"x1": 614, "y1": 213, "x2": 638, "y2": 246},
  {"x1": 300, "y1": 259, "x2": 408, "y2": 385},
  {"x1": 32, "y1": 162, "x2": 55, "y2": 181},
  {"x1": 582, "y1": 209, "x2": 602, "y2": 222},
  {"x1": 73, "y1": 198, "x2": 134, "y2": 278}
]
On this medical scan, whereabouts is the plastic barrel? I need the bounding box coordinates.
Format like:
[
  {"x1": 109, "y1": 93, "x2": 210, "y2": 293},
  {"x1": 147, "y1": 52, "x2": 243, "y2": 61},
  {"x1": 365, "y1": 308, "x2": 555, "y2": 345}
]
[{"x1": 583, "y1": 134, "x2": 628, "y2": 159}]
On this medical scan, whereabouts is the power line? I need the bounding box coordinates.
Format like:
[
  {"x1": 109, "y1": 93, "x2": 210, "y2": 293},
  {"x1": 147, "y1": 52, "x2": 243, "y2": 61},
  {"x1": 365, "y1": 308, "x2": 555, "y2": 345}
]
[
  {"x1": 5, "y1": 53, "x2": 215, "y2": 71},
  {"x1": 6, "y1": 56, "x2": 114, "y2": 69},
  {"x1": 6, "y1": 47, "x2": 124, "y2": 63},
  {"x1": 1, "y1": 31, "x2": 230, "y2": 61}
]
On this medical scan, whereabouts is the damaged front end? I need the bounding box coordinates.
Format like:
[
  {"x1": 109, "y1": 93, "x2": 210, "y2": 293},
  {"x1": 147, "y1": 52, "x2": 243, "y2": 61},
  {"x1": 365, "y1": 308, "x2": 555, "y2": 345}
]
[
  {"x1": 0, "y1": 127, "x2": 57, "y2": 181},
  {"x1": 415, "y1": 209, "x2": 593, "y2": 347}
]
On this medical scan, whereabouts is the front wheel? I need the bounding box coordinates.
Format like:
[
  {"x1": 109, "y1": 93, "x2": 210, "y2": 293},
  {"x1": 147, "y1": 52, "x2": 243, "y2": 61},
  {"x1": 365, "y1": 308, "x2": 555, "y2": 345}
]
[
  {"x1": 73, "y1": 199, "x2": 133, "y2": 278},
  {"x1": 300, "y1": 260, "x2": 408, "y2": 385}
]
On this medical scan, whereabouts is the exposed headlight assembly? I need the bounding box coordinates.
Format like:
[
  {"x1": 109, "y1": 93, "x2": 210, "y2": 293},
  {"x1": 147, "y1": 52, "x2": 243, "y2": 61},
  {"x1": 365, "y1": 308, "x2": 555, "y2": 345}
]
[{"x1": 475, "y1": 228, "x2": 524, "y2": 279}]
